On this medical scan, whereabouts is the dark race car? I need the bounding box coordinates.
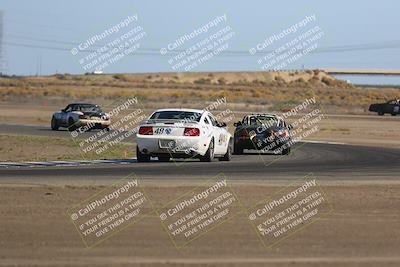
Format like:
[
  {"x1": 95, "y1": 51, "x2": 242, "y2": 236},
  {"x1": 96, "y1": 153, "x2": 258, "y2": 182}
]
[
  {"x1": 233, "y1": 114, "x2": 293, "y2": 155},
  {"x1": 369, "y1": 99, "x2": 400, "y2": 116},
  {"x1": 51, "y1": 103, "x2": 111, "y2": 131}
]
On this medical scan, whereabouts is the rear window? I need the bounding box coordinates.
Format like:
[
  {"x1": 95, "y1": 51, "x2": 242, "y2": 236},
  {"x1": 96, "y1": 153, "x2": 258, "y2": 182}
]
[
  {"x1": 149, "y1": 111, "x2": 202, "y2": 122},
  {"x1": 249, "y1": 116, "x2": 278, "y2": 126},
  {"x1": 78, "y1": 105, "x2": 102, "y2": 113}
]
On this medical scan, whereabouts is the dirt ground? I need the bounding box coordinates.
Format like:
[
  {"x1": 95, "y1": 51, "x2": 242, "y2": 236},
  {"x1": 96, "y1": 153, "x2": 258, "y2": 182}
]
[{"x1": 0, "y1": 182, "x2": 399, "y2": 267}]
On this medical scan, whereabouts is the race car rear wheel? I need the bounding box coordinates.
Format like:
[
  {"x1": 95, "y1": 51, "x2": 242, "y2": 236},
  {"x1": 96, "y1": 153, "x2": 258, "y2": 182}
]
[
  {"x1": 158, "y1": 155, "x2": 170, "y2": 162},
  {"x1": 282, "y1": 147, "x2": 291, "y2": 155},
  {"x1": 137, "y1": 146, "x2": 150, "y2": 162},
  {"x1": 200, "y1": 139, "x2": 214, "y2": 162},
  {"x1": 233, "y1": 144, "x2": 244, "y2": 155},
  {"x1": 51, "y1": 116, "x2": 59, "y2": 131},
  {"x1": 219, "y1": 138, "x2": 232, "y2": 161}
]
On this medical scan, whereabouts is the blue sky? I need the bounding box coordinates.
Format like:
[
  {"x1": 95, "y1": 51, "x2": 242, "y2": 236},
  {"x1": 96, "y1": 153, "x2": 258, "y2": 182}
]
[{"x1": 0, "y1": 0, "x2": 399, "y2": 75}]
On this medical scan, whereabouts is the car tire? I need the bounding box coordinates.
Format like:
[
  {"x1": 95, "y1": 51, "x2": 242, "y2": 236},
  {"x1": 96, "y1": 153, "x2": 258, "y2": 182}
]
[
  {"x1": 233, "y1": 144, "x2": 244, "y2": 155},
  {"x1": 51, "y1": 116, "x2": 59, "y2": 131},
  {"x1": 158, "y1": 155, "x2": 170, "y2": 162},
  {"x1": 378, "y1": 111, "x2": 384, "y2": 116},
  {"x1": 219, "y1": 138, "x2": 232, "y2": 161},
  {"x1": 137, "y1": 146, "x2": 150, "y2": 162},
  {"x1": 391, "y1": 113, "x2": 397, "y2": 116},
  {"x1": 200, "y1": 139, "x2": 215, "y2": 162},
  {"x1": 68, "y1": 118, "x2": 77, "y2": 131},
  {"x1": 282, "y1": 146, "x2": 291, "y2": 155}
]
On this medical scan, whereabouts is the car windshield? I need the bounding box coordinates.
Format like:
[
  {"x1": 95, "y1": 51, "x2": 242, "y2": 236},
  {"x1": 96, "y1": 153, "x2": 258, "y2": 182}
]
[
  {"x1": 78, "y1": 105, "x2": 102, "y2": 113},
  {"x1": 149, "y1": 111, "x2": 202, "y2": 122},
  {"x1": 249, "y1": 116, "x2": 278, "y2": 126}
]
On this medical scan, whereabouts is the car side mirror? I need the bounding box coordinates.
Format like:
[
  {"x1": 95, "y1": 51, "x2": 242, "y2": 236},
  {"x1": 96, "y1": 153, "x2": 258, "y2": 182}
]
[
  {"x1": 234, "y1": 121, "x2": 242, "y2": 127},
  {"x1": 61, "y1": 109, "x2": 66, "y2": 112}
]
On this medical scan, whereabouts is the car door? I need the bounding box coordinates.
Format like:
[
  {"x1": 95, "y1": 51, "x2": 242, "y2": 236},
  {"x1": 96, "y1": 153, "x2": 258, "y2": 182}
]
[
  {"x1": 384, "y1": 101, "x2": 396, "y2": 114},
  {"x1": 60, "y1": 105, "x2": 72, "y2": 126}
]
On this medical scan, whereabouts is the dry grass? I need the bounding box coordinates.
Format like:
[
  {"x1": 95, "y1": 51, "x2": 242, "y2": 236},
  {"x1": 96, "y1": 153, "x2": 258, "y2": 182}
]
[
  {"x1": 0, "y1": 134, "x2": 136, "y2": 161},
  {"x1": 1, "y1": 71, "x2": 399, "y2": 114}
]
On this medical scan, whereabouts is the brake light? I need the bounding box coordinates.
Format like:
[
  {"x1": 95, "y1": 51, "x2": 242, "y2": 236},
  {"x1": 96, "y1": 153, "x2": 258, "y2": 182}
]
[
  {"x1": 184, "y1": 127, "x2": 200, "y2": 136},
  {"x1": 139, "y1": 126, "x2": 153, "y2": 135},
  {"x1": 240, "y1": 131, "x2": 249, "y2": 140},
  {"x1": 274, "y1": 129, "x2": 289, "y2": 138}
]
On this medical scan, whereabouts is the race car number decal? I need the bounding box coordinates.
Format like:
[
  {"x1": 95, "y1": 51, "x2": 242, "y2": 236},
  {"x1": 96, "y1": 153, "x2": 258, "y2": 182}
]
[
  {"x1": 154, "y1": 128, "x2": 172, "y2": 135},
  {"x1": 218, "y1": 133, "x2": 227, "y2": 145}
]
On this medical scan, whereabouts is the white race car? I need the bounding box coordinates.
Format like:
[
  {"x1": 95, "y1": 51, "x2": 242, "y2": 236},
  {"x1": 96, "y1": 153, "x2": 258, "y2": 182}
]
[{"x1": 136, "y1": 109, "x2": 232, "y2": 162}]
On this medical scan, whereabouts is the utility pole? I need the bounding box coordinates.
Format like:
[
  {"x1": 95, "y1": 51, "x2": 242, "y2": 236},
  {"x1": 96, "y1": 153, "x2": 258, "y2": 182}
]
[{"x1": 0, "y1": 11, "x2": 7, "y2": 76}]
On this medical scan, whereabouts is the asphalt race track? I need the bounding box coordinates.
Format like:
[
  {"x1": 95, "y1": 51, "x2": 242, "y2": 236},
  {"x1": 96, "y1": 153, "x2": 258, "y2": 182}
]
[
  {"x1": 1, "y1": 123, "x2": 399, "y2": 183},
  {"x1": 1, "y1": 140, "x2": 399, "y2": 184},
  {"x1": 0, "y1": 123, "x2": 105, "y2": 140}
]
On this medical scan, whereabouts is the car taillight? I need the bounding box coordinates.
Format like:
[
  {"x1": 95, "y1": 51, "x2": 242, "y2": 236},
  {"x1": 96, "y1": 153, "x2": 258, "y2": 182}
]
[
  {"x1": 139, "y1": 126, "x2": 153, "y2": 135},
  {"x1": 184, "y1": 127, "x2": 200, "y2": 136},
  {"x1": 274, "y1": 129, "x2": 289, "y2": 138},
  {"x1": 240, "y1": 131, "x2": 249, "y2": 140}
]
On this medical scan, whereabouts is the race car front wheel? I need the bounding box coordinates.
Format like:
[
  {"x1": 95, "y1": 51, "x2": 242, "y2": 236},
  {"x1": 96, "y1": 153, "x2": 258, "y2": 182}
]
[
  {"x1": 68, "y1": 118, "x2": 77, "y2": 131},
  {"x1": 51, "y1": 116, "x2": 59, "y2": 131},
  {"x1": 158, "y1": 155, "x2": 170, "y2": 162},
  {"x1": 233, "y1": 144, "x2": 244, "y2": 155}
]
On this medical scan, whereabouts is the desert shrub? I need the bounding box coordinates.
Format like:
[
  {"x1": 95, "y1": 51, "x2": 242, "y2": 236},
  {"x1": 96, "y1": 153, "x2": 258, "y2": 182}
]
[
  {"x1": 274, "y1": 76, "x2": 285, "y2": 82},
  {"x1": 54, "y1": 74, "x2": 70, "y2": 80},
  {"x1": 218, "y1": 77, "x2": 227, "y2": 85},
  {"x1": 313, "y1": 69, "x2": 321, "y2": 75},
  {"x1": 251, "y1": 89, "x2": 262, "y2": 98},
  {"x1": 113, "y1": 74, "x2": 129, "y2": 82},
  {"x1": 194, "y1": 78, "x2": 211, "y2": 84},
  {"x1": 321, "y1": 77, "x2": 333, "y2": 86}
]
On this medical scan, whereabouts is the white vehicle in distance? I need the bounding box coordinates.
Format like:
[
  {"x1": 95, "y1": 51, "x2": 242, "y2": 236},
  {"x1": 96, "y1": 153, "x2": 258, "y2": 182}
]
[{"x1": 136, "y1": 109, "x2": 233, "y2": 162}]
